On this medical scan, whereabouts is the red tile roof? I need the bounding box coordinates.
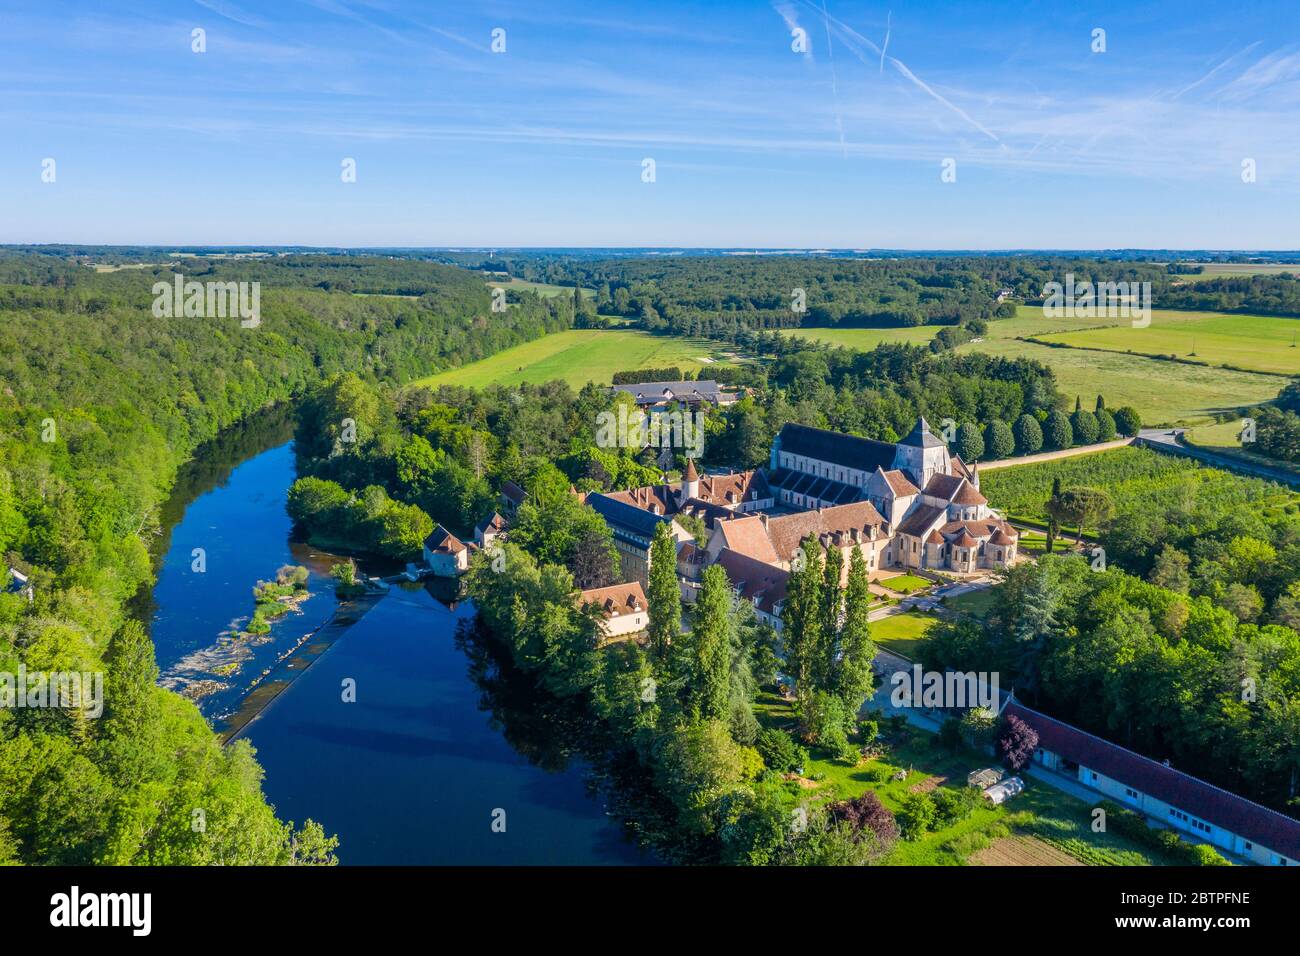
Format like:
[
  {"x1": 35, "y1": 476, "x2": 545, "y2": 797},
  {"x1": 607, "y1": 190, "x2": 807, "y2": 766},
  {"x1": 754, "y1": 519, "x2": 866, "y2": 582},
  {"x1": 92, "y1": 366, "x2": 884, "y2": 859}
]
[
  {"x1": 577, "y1": 581, "x2": 648, "y2": 620},
  {"x1": 715, "y1": 548, "x2": 789, "y2": 615}
]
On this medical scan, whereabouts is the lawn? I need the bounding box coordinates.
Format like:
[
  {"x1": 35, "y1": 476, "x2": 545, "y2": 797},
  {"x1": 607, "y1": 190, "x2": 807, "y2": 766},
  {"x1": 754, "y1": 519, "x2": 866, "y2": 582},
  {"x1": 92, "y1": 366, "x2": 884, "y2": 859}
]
[
  {"x1": 411, "y1": 329, "x2": 736, "y2": 389},
  {"x1": 876, "y1": 573, "x2": 933, "y2": 595},
  {"x1": 1033, "y1": 309, "x2": 1300, "y2": 377},
  {"x1": 944, "y1": 588, "x2": 996, "y2": 619},
  {"x1": 1184, "y1": 419, "x2": 1300, "y2": 476},
  {"x1": 871, "y1": 611, "x2": 938, "y2": 659},
  {"x1": 754, "y1": 691, "x2": 1177, "y2": 865}
]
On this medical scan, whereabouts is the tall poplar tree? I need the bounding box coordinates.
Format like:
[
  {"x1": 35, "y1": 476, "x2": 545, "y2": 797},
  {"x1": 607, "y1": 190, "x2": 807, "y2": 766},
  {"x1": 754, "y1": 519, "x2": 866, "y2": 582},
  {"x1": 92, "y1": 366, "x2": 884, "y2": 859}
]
[
  {"x1": 835, "y1": 547, "x2": 875, "y2": 708},
  {"x1": 647, "y1": 521, "x2": 680, "y2": 662},
  {"x1": 689, "y1": 564, "x2": 734, "y2": 721},
  {"x1": 781, "y1": 537, "x2": 825, "y2": 733}
]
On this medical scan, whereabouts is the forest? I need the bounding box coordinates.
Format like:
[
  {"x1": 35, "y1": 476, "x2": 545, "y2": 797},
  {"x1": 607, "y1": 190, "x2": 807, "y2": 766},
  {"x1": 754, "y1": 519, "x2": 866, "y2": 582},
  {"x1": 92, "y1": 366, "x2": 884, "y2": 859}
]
[{"x1": 0, "y1": 251, "x2": 569, "y2": 864}]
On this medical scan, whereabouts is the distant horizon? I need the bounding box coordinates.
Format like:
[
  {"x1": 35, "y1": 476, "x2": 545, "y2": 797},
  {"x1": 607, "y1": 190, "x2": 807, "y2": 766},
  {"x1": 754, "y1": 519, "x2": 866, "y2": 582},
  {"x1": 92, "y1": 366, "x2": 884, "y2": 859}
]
[{"x1": 8, "y1": 243, "x2": 1300, "y2": 258}]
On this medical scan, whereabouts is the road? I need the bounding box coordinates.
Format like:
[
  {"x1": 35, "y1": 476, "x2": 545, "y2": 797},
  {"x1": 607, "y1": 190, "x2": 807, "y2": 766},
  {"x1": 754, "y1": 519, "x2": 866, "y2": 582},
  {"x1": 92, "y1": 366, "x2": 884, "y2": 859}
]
[{"x1": 1136, "y1": 428, "x2": 1300, "y2": 487}]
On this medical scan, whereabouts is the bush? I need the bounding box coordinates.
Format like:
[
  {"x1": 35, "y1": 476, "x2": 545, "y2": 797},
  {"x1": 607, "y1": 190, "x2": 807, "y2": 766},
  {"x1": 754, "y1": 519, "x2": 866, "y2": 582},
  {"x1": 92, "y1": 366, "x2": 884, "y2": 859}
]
[
  {"x1": 756, "y1": 727, "x2": 807, "y2": 774},
  {"x1": 896, "y1": 792, "x2": 937, "y2": 840},
  {"x1": 1114, "y1": 406, "x2": 1142, "y2": 437},
  {"x1": 1045, "y1": 410, "x2": 1073, "y2": 450},
  {"x1": 930, "y1": 787, "x2": 981, "y2": 828}
]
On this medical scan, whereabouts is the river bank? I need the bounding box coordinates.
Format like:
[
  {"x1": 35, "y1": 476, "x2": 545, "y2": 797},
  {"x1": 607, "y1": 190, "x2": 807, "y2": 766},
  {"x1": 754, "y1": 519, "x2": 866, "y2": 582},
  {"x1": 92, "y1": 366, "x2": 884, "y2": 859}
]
[{"x1": 142, "y1": 409, "x2": 652, "y2": 864}]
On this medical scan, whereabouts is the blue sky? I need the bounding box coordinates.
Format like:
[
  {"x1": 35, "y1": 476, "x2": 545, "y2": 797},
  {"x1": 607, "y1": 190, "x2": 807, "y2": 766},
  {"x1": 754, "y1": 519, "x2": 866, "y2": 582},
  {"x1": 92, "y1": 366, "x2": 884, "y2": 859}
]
[{"x1": 2, "y1": 0, "x2": 1299, "y2": 248}]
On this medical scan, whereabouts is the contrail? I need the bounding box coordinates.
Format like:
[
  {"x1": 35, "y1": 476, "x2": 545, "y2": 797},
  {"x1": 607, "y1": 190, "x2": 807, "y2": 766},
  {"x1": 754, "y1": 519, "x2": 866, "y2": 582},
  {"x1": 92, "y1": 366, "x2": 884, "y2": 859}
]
[
  {"x1": 798, "y1": 0, "x2": 1003, "y2": 146},
  {"x1": 880, "y1": 10, "x2": 890, "y2": 73},
  {"x1": 820, "y1": 0, "x2": 848, "y2": 157},
  {"x1": 1170, "y1": 41, "x2": 1261, "y2": 99}
]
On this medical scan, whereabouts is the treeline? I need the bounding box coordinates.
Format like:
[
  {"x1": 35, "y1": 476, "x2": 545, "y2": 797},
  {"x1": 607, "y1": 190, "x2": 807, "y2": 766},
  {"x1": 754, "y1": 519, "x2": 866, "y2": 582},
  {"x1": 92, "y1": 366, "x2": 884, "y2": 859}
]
[
  {"x1": 922, "y1": 555, "x2": 1300, "y2": 816},
  {"x1": 703, "y1": 344, "x2": 1086, "y2": 470},
  {"x1": 1251, "y1": 381, "x2": 1300, "y2": 463},
  {"x1": 0, "y1": 252, "x2": 558, "y2": 864}
]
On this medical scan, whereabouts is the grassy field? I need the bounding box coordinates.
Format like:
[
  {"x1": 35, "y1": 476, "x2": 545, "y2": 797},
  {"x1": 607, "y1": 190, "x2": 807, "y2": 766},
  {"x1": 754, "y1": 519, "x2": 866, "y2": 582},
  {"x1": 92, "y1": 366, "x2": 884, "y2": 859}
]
[
  {"x1": 785, "y1": 307, "x2": 1285, "y2": 426},
  {"x1": 871, "y1": 611, "x2": 937, "y2": 659},
  {"x1": 1034, "y1": 310, "x2": 1300, "y2": 376},
  {"x1": 754, "y1": 691, "x2": 1175, "y2": 865},
  {"x1": 784, "y1": 326, "x2": 939, "y2": 350},
  {"x1": 411, "y1": 329, "x2": 736, "y2": 390},
  {"x1": 1172, "y1": 262, "x2": 1300, "y2": 281},
  {"x1": 484, "y1": 276, "x2": 595, "y2": 298},
  {"x1": 944, "y1": 588, "x2": 997, "y2": 619}
]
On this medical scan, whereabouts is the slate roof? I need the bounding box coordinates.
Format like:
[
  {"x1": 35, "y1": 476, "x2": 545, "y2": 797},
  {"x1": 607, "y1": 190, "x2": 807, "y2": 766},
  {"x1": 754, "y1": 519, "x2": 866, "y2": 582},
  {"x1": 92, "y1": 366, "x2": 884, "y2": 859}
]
[
  {"x1": 586, "y1": 492, "x2": 672, "y2": 539},
  {"x1": 499, "y1": 480, "x2": 526, "y2": 505},
  {"x1": 766, "y1": 467, "x2": 864, "y2": 505},
  {"x1": 612, "y1": 380, "x2": 731, "y2": 405},
  {"x1": 1005, "y1": 701, "x2": 1300, "y2": 860},
  {"x1": 476, "y1": 512, "x2": 507, "y2": 534},
  {"x1": 424, "y1": 525, "x2": 467, "y2": 554},
  {"x1": 775, "y1": 423, "x2": 898, "y2": 474},
  {"x1": 898, "y1": 417, "x2": 947, "y2": 449}
]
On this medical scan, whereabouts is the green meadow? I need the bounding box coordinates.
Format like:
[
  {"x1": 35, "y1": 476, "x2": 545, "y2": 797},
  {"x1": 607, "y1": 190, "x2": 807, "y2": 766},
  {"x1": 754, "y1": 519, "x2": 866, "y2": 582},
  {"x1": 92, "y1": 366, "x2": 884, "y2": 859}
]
[
  {"x1": 784, "y1": 306, "x2": 1285, "y2": 426},
  {"x1": 411, "y1": 329, "x2": 735, "y2": 390},
  {"x1": 1033, "y1": 310, "x2": 1300, "y2": 376}
]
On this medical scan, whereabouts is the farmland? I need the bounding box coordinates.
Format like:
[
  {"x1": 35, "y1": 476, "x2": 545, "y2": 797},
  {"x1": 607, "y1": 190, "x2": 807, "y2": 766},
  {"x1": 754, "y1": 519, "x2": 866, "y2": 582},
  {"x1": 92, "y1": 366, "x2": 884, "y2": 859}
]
[
  {"x1": 1033, "y1": 310, "x2": 1300, "y2": 376},
  {"x1": 978, "y1": 445, "x2": 1300, "y2": 527},
  {"x1": 411, "y1": 328, "x2": 736, "y2": 389},
  {"x1": 785, "y1": 306, "x2": 1286, "y2": 427},
  {"x1": 485, "y1": 275, "x2": 595, "y2": 298}
]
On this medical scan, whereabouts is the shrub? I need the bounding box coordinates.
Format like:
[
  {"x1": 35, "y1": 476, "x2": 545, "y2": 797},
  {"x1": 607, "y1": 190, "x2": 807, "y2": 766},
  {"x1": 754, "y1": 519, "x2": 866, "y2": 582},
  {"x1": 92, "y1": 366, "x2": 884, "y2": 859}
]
[
  {"x1": 930, "y1": 787, "x2": 981, "y2": 828},
  {"x1": 1114, "y1": 406, "x2": 1142, "y2": 437},
  {"x1": 1045, "y1": 409, "x2": 1073, "y2": 450},
  {"x1": 756, "y1": 727, "x2": 807, "y2": 774},
  {"x1": 896, "y1": 792, "x2": 937, "y2": 840},
  {"x1": 1014, "y1": 414, "x2": 1044, "y2": 455}
]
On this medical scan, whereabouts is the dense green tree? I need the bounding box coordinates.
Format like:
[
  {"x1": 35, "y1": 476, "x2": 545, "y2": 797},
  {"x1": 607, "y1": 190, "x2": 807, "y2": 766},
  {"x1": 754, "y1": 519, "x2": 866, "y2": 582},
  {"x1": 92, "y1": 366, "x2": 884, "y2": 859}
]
[
  {"x1": 647, "y1": 522, "x2": 681, "y2": 662},
  {"x1": 1071, "y1": 408, "x2": 1100, "y2": 445},
  {"x1": 1045, "y1": 409, "x2": 1073, "y2": 450},
  {"x1": 955, "y1": 422, "x2": 985, "y2": 462},
  {"x1": 687, "y1": 565, "x2": 735, "y2": 721},
  {"x1": 983, "y1": 419, "x2": 1015, "y2": 460},
  {"x1": 1014, "y1": 413, "x2": 1044, "y2": 455},
  {"x1": 1113, "y1": 406, "x2": 1142, "y2": 437}
]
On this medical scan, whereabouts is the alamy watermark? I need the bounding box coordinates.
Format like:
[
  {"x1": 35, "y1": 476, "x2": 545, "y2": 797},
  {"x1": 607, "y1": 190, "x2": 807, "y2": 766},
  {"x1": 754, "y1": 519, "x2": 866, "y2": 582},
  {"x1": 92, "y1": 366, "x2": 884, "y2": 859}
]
[
  {"x1": 152, "y1": 273, "x2": 261, "y2": 328},
  {"x1": 1042, "y1": 273, "x2": 1151, "y2": 328},
  {"x1": 595, "y1": 407, "x2": 705, "y2": 459},
  {"x1": 890, "y1": 664, "x2": 999, "y2": 712},
  {"x1": 1, "y1": 666, "x2": 103, "y2": 718}
]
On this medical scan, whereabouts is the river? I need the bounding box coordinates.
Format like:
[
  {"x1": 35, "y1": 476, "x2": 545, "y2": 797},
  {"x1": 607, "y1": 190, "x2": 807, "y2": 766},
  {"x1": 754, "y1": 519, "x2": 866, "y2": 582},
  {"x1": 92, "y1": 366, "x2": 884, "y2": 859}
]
[{"x1": 143, "y1": 409, "x2": 652, "y2": 865}]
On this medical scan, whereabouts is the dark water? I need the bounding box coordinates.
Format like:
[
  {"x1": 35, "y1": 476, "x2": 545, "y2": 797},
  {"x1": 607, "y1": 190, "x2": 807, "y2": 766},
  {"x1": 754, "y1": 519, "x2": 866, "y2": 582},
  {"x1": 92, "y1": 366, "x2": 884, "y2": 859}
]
[{"x1": 146, "y1": 411, "x2": 651, "y2": 865}]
